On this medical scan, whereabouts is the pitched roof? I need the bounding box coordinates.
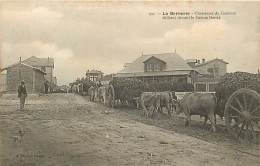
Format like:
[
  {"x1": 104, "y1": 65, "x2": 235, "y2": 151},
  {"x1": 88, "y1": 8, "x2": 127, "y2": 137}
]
[
  {"x1": 97, "y1": 74, "x2": 114, "y2": 81},
  {"x1": 1, "y1": 62, "x2": 46, "y2": 74},
  {"x1": 195, "y1": 58, "x2": 228, "y2": 67},
  {"x1": 143, "y1": 56, "x2": 166, "y2": 64},
  {"x1": 22, "y1": 56, "x2": 54, "y2": 67},
  {"x1": 118, "y1": 52, "x2": 194, "y2": 74},
  {"x1": 86, "y1": 69, "x2": 103, "y2": 74},
  {"x1": 185, "y1": 59, "x2": 197, "y2": 63}
]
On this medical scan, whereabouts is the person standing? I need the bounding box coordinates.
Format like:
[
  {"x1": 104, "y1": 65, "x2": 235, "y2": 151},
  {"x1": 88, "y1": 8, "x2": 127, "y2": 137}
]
[
  {"x1": 171, "y1": 91, "x2": 178, "y2": 111},
  {"x1": 44, "y1": 80, "x2": 49, "y2": 94},
  {"x1": 107, "y1": 81, "x2": 115, "y2": 108},
  {"x1": 97, "y1": 81, "x2": 102, "y2": 88},
  {"x1": 172, "y1": 91, "x2": 177, "y2": 100},
  {"x1": 18, "y1": 81, "x2": 27, "y2": 110}
]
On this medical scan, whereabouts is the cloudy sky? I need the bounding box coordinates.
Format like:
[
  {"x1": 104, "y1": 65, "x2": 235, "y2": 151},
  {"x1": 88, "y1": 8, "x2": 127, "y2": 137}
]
[{"x1": 0, "y1": 1, "x2": 259, "y2": 85}]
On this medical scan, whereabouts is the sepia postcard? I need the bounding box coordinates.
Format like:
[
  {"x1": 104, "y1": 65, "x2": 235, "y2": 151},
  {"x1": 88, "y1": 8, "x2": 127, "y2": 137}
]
[{"x1": 0, "y1": 0, "x2": 259, "y2": 166}]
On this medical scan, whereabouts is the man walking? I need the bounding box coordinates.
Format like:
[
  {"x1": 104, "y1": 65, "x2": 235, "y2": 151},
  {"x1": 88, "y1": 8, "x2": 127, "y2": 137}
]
[
  {"x1": 44, "y1": 80, "x2": 49, "y2": 94},
  {"x1": 18, "y1": 80, "x2": 27, "y2": 110}
]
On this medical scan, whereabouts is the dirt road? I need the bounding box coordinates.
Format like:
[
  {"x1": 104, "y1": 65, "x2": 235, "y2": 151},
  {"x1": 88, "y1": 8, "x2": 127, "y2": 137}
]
[{"x1": 0, "y1": 94, "x2": 259, "y2": 166}]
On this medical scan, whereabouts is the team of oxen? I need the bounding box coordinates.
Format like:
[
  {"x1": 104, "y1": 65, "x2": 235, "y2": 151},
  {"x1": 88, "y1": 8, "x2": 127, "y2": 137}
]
[
  {"x1": 87, "y1": 84, "x2": 222, "y2": 132},
  {"x1": 88, "y1": 83, "x2": 115, "y2": 108}
]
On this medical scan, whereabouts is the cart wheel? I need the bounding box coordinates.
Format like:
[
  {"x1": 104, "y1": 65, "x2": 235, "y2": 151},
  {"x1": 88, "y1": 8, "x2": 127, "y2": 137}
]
[{"x1": 224, "y1": 88, "x2": 260, "y2": 143}]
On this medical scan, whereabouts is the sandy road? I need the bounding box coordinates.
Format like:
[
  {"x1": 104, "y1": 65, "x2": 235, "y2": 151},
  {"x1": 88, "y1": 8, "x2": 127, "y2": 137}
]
[{"x1": 0, "y1": 94, "x2": 259, "y2": 166}]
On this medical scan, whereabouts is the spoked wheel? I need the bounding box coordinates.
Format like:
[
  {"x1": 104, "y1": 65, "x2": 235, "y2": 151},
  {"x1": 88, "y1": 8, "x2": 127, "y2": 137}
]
[{"x1": 224, "y1": 88, "x2": 260, "y2": 143}]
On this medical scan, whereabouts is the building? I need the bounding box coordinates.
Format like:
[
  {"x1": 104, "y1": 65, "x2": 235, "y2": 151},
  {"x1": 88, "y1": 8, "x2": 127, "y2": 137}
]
[
  {"x1": 116, "y1": 52, "x2": 198, "y2": 84},
  {"x1": 1, "y1": 62, "x2": 46, "y2": 93},
  {"x1": 97, "y1": 74, "x2": 115, "y2": 85},
  {"x1": 194, "y1": 58, "x2": 228, "y2": 78},
  {"x1": 86, "y1": 69, "x2": 103, "y2": 82},
  {"x1": 192, "y1": 58, "x2": 228, "y2": 92},
  {"x1": 0, "y1": 73, "x2": 7, "y2": 93},
  {"x1": 22, "y1": 56, "x2": 55, "y2": 84}
]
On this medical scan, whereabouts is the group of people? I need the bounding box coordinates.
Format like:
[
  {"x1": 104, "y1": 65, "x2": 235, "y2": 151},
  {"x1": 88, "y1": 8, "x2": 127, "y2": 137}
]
[{"x1": 88, "y1": 81, "x2": 115, "y2": 108}]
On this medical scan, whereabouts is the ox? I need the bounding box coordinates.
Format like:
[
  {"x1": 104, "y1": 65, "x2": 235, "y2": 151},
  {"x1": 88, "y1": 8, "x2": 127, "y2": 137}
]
[
  {"x1": 97, "y1": 84, "x2": 115, "y2": 108},
  {"x1": 136, "y1": 91, "x2": 175, "y2": 118},
  {"x1": 135, "y1": 92, "x2": 161, "y2": 118},
  {"x1": 157, "y1": 91, "x2": 175, "y2": 117},
  {"x1": 175, "y1": 93, "x2": 217, "y2": 132},
  {"x1": 88, "y1": 86, "x2": 95, "y2": 102},
  {"x1": 71, "y1": 84, "x2": 79, "y2": 94}
]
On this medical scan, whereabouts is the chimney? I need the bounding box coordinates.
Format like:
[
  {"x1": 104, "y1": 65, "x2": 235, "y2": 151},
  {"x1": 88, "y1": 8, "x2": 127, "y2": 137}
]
[
  {"x1": 187, "y1": 62, "x2": 195, "y2": 68},
  {"x1": 48, "y1": 57, "x2": 50, "y2": 62},
  {"x1": 257, "y1": 69, "x2": 260, "y2": 81},
  {"x1": 19, "y1": 57, "x2": 22, "y2": 62},
  {"x1": 197, "y1": 59, "x2": 200, "y2": 64},
  {"x1": 202, "y1": 58, "x2": 205, "y2": 63}
]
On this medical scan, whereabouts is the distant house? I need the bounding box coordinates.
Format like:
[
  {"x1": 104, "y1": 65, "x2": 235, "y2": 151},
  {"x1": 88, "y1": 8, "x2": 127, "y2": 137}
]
[
  {"x1": 97, "y1": 74, "x2": 115, "y2": 85},
  {"x1": 191, "y1": 58, "x2": 228, "y2": 92},
  {"x1": 86, "y1": 69, "x2": 103, "y2": 82},
  {"x1": 194, "y1": 58, "x2": 228, "y2": 78},
  {"x1": 22, "y1": 56, "x2": 55, "y2": 84},
  {"x1": 1, "y1": 62, "x2": 46, "y2": 93},
  {"x1": 116, "y1": 52, "x2": 198, "y2": 84}
]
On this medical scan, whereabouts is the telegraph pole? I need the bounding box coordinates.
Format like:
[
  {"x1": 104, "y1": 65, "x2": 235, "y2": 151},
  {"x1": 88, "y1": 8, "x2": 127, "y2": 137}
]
[
  {"x1": 19, "y1": 57, "x2": 22, "y2": 82},
  {"x1": 257, "y1": 68, "x2": 260, "y2": 81}
]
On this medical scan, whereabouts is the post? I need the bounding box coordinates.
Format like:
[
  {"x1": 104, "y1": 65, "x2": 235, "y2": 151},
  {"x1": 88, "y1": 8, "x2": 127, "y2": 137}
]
[
  {"x1": 32, "y1": 70, "x2": 35, "y2": 92},
  {"x1": 18, "y1": 57, "x2": 21, "y2": 82}
]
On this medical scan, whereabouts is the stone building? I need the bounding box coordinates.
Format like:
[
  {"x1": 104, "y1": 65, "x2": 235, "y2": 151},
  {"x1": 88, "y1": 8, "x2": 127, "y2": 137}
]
[
  {"x1": 22, "y1": 56, "x2": 55, "y2": 84},
  {"x1": 1, "y1": 62, "x2": 45, "y2": 93}
]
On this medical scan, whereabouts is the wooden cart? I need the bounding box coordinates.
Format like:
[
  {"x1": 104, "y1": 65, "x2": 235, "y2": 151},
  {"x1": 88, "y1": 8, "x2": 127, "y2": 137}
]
[{"x1": 224, "y1": 88, "x2": 260, "y2": 142}]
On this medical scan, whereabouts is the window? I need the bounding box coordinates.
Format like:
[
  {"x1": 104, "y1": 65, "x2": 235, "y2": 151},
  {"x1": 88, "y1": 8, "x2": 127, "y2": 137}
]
[
  {"x1": 214, "y1": 67, "x2": 219, "y2": 77},
  {"x1": 145, "y1": 63, "x2": 153, "y2": 72},
  {"x1": 209, "y1": 83, "x2": 217, "y2": 92},
  {"x1": 145, "y1": 62, "x2": 164, "y2": 72},
  {"x1": 207, "y1": 68, "x2": 213, "y2": 74},
  {"x1": 154, "y1": 63, "x2": 161, "y2": 71},
  {"x1": 149, "y1": 64, "x2": 153, "y2": 71},
  {"x1": 89, "y1": 75, "x2": 97, "y2": 81},
  {"x1": 196, "y1": 83, "x2": 207, "y2": 92}
]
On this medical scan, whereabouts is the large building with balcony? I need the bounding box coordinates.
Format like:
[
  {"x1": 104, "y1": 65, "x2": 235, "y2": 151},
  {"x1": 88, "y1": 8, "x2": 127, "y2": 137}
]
[{"x1": 116, "y1": 52, "x2": 198, "y2": 84}]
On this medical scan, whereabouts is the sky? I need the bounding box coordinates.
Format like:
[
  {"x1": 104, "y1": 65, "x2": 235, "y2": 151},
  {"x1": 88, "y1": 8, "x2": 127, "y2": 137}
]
[{"x1": 0, "y1": 0, "x2": 259, "y2": 85}]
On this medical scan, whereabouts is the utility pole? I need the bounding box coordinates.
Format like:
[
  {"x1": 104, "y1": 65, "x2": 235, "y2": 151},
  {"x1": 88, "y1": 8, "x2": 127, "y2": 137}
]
[
  {"x1": 257, "y1": 68, "x2": 260, "y2": 81},
  {"x1": 18, "y1": 57, "x2": 22, "y2": 82}
]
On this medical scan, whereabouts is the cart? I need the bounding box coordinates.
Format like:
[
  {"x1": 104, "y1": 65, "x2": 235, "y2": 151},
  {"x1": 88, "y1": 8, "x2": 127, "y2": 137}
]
[{"x1": 224, "y1": 88, "x2": 260, "y2": 142}]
